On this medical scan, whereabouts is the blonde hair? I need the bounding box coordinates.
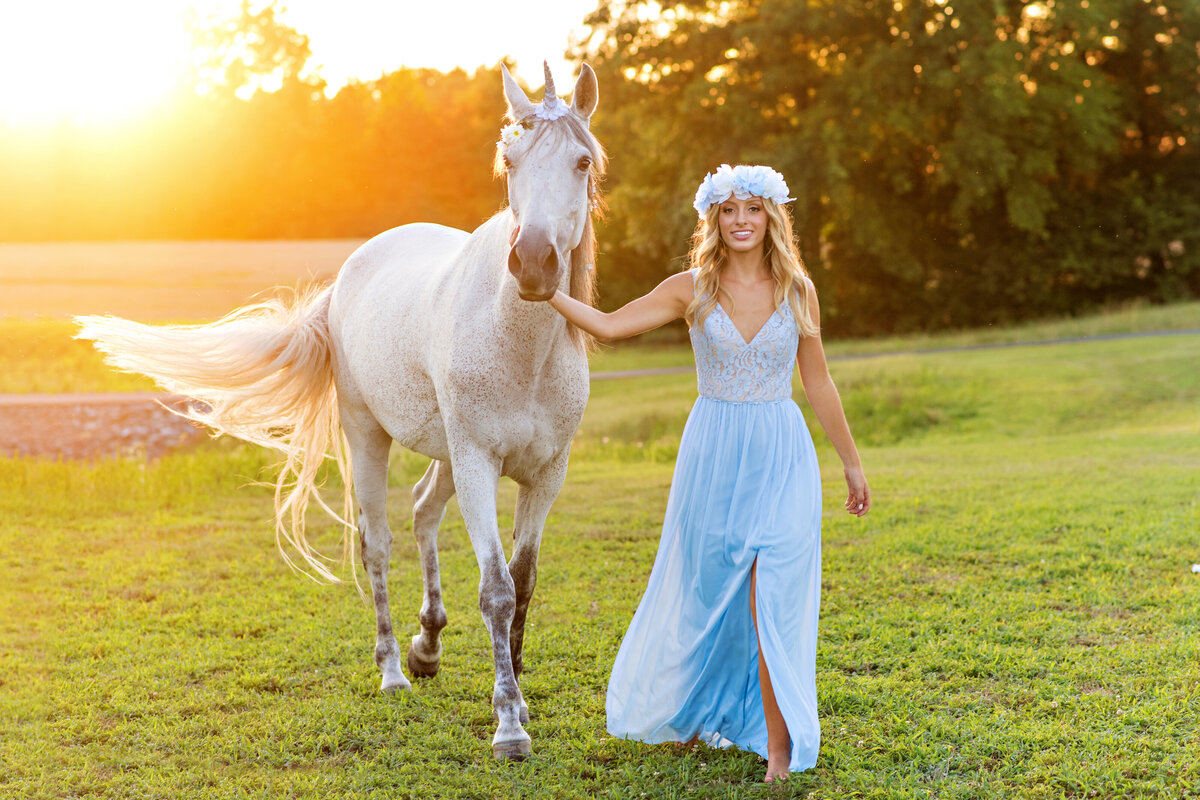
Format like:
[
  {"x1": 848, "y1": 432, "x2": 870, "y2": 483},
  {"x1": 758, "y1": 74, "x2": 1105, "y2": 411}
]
[{"x1": 683, "y1": 197, "x2": 820, "y2": 338}]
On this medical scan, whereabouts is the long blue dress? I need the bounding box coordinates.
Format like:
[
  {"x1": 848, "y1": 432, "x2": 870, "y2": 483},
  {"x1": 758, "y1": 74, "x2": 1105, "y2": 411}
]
[{"x1": 605, "y1": 274, "x2": 823, "y2": 771}]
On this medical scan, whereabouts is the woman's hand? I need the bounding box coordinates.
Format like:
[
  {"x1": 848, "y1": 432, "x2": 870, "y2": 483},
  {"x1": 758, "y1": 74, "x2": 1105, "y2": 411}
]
[{"x1": 844, "y1": 465, "x2": 870, "y2": 517}]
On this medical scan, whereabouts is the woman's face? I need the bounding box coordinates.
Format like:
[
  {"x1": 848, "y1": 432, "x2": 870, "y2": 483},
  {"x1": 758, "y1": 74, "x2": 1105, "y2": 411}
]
[{"x1": 716, "y1": 197, "x2": 768, "y2": 254}]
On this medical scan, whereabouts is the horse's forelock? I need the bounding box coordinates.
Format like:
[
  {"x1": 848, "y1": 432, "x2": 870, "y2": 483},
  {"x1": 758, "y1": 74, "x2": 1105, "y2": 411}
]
[{"x1": 493, "y1": 113, "x2": 606, "y2": 180}]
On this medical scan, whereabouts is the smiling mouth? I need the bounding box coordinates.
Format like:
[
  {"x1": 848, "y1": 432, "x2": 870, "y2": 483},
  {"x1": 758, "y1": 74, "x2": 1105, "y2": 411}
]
[{"x1": 731, "y1": 231, "x2": 753, "y2": 239}]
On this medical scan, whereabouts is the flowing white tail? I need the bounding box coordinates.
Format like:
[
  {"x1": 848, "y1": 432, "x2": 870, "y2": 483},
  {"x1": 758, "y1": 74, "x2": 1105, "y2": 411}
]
[{"x1": 75, "y1": 286, "x2": 352, "y2": 582}]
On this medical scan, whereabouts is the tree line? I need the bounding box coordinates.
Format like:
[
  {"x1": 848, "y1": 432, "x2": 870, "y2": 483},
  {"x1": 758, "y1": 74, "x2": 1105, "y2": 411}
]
[
  {"x1": 4, "y1": 0, "x2": 1197, "y2": 335},
  {"x1": 0, "y1": 2, "x2": 507, "y2": 242},
  {"x1": 572, "y1": 0, "x2": 1200, "y2": 333}
]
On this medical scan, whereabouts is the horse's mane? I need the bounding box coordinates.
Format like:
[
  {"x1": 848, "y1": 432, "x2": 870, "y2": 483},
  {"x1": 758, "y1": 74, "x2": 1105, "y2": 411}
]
[{"x1": 494, "y1": 112, "x2": 607, "y2": 351}]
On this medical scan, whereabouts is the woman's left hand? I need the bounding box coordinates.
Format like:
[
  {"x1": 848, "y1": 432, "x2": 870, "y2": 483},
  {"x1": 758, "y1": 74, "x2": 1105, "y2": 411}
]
[{"x1": 844, "y1": 465, "x2": 870, "y2": 517}]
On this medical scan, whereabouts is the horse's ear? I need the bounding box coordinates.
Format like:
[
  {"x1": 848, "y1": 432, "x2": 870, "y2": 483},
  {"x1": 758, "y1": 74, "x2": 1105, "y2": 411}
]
[
  {"x1": 571, "y1": 63, "x2": 599, "y2": 124},
  {"x1": 501, "y1": 63, "x2": 535, "y2": 120}
]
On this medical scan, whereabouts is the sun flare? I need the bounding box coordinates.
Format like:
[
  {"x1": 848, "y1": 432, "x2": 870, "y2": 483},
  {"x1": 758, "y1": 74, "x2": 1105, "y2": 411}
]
[
  {"x1": 0, "y1": 0, "x2": 593, "y2": 128},
  {"x1": 0, "y1": 4, "x2": 190, "y2": 126}
]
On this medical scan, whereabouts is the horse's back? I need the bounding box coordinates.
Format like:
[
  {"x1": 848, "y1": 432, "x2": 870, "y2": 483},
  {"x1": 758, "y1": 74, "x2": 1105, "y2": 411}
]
[{"x1": 334, "y1": 223, "x2": 470, "y2": 311}]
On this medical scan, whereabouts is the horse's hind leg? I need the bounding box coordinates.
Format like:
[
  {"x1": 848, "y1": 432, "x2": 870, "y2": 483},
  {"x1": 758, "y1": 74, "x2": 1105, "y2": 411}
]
[
  {"x1": 343, "y1": 406, "x2": 410, "y2": 692},
  {"x1": 406, "y1": 459, "x2": 454, "y2": 678}
]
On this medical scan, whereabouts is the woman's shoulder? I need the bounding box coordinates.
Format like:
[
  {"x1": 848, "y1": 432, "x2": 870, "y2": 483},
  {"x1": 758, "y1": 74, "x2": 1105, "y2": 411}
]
[
  {"x1": 665, "y1": 269, "x2": 699, "y2": 302},
  {"x1": 646, "y1": 270, "x2": 698, "y2": 309},
  {"x1": 794, "y1": 273, "x2": 817, "y2": 301},
  {"x1": 663, "y1": 269, "x2": 698, "y2": 290}
]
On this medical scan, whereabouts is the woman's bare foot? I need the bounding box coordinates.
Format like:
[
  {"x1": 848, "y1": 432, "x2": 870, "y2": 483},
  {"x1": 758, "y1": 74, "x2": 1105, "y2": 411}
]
[
  {"x1": 674, "y1": 734, "x2": 700, "y2": 749},
  {"x1": 763, "y1": 749, "x2": 790, "y2": 783}
]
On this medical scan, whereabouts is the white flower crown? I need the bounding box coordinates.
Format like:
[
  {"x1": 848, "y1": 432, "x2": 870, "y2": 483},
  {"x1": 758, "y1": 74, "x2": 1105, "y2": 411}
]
[{"x1": 693, "y1": 164, "x2": 795, "y2": 215}]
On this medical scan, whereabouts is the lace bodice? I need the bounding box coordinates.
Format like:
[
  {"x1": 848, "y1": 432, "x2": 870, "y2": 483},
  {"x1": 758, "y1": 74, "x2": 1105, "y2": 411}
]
[{"x1": 689, "y1": 271, "x2": 799, "y2": 403}]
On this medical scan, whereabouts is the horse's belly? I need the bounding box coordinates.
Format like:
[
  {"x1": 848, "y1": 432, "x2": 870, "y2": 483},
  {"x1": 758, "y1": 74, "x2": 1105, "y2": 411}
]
[
  {"x1": 392, "y1": 414, "x2": 450, "y2": 461},
  {"x1": 349, "y1": 364, "x2": 451, "y2": 461}
]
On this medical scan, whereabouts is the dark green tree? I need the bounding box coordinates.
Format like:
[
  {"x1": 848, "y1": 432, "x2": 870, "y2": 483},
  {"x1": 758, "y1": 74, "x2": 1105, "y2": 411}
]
[{"x1": 574, "y1": 0, "x2": 1200, "y2": 334}]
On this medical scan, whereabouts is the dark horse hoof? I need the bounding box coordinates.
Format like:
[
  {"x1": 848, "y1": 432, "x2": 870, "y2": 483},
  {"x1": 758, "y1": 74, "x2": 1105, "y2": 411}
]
[
  {"x1": 492, "y1": 737, "x2": 532, "y2": 760},
  {"x1": 406, "y1": 637, "x2": 441, "y2": 679}
]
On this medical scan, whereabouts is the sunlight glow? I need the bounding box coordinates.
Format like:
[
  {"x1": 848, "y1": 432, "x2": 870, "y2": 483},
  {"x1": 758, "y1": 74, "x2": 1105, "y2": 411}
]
[
  {"x1": 0, "y1": 0, "x2": 596, "y2": 128},
  {"x1": 0, "y1": 3, "x2": 190, "y2": 125}
]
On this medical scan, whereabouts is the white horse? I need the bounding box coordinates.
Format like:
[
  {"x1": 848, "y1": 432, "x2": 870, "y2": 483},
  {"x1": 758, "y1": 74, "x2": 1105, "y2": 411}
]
[{"x1": 76, "y1": 62, "x2": 604, "y2": 759}]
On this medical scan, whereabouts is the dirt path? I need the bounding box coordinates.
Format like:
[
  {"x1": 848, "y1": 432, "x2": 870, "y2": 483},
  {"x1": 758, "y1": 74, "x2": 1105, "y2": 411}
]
[{"x1": 0, "y1": 393, "x2": 206, "y2": 461}]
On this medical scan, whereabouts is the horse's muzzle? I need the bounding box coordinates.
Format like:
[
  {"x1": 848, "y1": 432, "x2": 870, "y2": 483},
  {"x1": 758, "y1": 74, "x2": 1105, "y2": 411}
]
[{"x1": 508, "y1": 241, "x2": 559, "y2": 302}]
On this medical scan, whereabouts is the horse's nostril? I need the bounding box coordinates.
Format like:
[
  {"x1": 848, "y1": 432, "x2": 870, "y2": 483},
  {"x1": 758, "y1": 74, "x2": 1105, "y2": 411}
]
[{"x1": 508, "y1": 246, "x2": 522, "y2": 278}]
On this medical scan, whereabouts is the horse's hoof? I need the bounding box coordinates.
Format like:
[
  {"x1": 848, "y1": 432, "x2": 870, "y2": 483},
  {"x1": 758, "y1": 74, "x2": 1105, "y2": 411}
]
[
  {"x1": 492, "y1": 736, "x2": 532, "y2": 760},
  {"x1": 381, "y1": 678, "x2": 411, "y2": 693},
  {"x1": 406, "y1": 637, "x2": 441, "y2": 679},
  {"x1": 380, "y1": 669, "x2": 412, "y2": 693}
]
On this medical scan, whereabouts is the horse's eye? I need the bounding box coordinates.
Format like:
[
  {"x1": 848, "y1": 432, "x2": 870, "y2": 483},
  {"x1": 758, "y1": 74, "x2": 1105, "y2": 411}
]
[
  {"x1": 503, "y1": 155, "x2": 512, "y2": 170},
  {"x1": 577, "y1": 156, "x2": 592, "y2": 172}
]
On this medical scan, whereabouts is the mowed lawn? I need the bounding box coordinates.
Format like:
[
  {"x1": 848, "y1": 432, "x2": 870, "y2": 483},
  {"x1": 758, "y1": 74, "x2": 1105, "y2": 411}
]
[{"x1": 1, "y1": 312, "x2": 1198, "y2": 798}]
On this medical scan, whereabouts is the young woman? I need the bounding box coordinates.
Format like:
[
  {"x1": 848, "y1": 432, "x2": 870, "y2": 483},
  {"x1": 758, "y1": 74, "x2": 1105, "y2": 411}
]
[{"x1": 544, "y1": 164, "x2": 870, "y2": 783}]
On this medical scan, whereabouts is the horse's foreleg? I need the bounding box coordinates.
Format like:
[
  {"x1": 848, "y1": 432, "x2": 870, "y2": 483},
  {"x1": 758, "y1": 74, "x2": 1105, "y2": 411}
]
[
  {"x1": 344, "y1": 409, "x2": 409, "y2": 692},
  {"x1": 451, "y1": 449, "x2": 529, "y2": 760},
  {"x1": 407, "y1": 459, "x2": 454, "y2": 678},
  {"x1": 508, "y1": 452, "x2": 570, "y2": 707}
]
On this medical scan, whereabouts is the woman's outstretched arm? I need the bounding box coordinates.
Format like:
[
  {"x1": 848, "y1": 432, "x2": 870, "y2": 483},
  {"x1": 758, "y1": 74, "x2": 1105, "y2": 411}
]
[
  {"x1": 794, "y1": 278, "x2": 871, "y2": 516},
  {"x1": 548, "y1": 271, "x2": 694, "y2": 342}
]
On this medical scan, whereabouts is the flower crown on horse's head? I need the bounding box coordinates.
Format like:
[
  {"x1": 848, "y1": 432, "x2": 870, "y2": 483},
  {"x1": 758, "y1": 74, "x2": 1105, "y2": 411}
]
[
  {"x1": 499, "y1": 63, "x2": 573, "y2": 149},
  {"x1": 693, "y1": 164, "x2": 795, "y2": 216}
]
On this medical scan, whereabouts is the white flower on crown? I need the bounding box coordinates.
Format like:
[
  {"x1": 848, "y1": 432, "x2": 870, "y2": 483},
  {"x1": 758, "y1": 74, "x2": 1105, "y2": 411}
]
[
  {"x1": 692, "y1": 163, "x2": 796, "y2": 215},
  {"x1": 499, "y1": 122, "x2": 527, "y2": 148},
  {"x1": 499, "y1": 99, "x2": 571, "y2": 150},
  {"x1": 709, "y1": 164, "x2": 737, "y2": 200}
]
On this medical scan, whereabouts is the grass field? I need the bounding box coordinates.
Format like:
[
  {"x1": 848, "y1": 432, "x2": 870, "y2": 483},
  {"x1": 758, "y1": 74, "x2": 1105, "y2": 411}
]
[
  {"x1": 2, "y1": 299, "x2": 1198, "y2": 395},
  {"x1": 1, "y1": 237, "x2": 1197, "y2": 394},
  {"x1": 1, "y1": 305, "x2": 1198, "y2": 798}
]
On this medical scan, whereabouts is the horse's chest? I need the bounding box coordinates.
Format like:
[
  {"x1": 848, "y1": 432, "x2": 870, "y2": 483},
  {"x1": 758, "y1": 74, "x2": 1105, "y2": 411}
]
[{"x1": 445, "y1": 356, "x2": 587, "y2": 474}]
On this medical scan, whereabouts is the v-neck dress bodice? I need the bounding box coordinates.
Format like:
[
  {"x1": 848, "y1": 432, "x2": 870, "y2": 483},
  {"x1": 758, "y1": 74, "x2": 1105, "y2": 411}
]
[
  {"x1": 691, "y1": 296, "x2": 798, "y2": 403},
  {"x1": 606, "y1": 268, "x2": 824, "y2": 773}
]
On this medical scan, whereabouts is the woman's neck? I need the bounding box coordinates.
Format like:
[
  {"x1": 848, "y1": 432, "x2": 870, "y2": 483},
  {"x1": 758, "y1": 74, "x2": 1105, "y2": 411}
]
[{"x1": 722, "y1": 248, "x2": 770, "y2": 284}]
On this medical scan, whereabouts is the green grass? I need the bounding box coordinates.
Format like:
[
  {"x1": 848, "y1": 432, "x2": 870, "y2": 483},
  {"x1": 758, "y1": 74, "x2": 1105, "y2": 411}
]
[
  {"x1": 0, "y1": 318, "x2": 157, "y2": 393},
  {"x1": 4, "y1": 298, "x2": 1197, "y2": 394},
  {"x1": 1, "y1": 318, "x2": 1198, "y2": 797},
  {"x1": 818, "y1": 299, "x2": 1200, "y2": 358}
]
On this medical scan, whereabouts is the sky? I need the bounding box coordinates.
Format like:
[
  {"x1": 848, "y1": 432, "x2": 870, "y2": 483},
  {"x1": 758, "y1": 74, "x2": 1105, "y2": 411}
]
[{"x1": 0, "y1": 0, "x2": 601, "y2": 125}]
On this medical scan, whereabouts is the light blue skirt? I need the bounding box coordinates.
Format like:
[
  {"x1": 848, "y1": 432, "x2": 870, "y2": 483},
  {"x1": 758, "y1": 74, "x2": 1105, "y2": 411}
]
[{"x1": 606, "y1": 396, "x2": 822, "y2": 771}]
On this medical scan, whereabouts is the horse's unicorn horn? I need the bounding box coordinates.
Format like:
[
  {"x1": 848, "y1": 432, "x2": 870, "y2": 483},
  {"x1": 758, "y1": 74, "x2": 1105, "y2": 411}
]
[{"x1": 543, "y1": 61, "x2": 557, "y2": 105}]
